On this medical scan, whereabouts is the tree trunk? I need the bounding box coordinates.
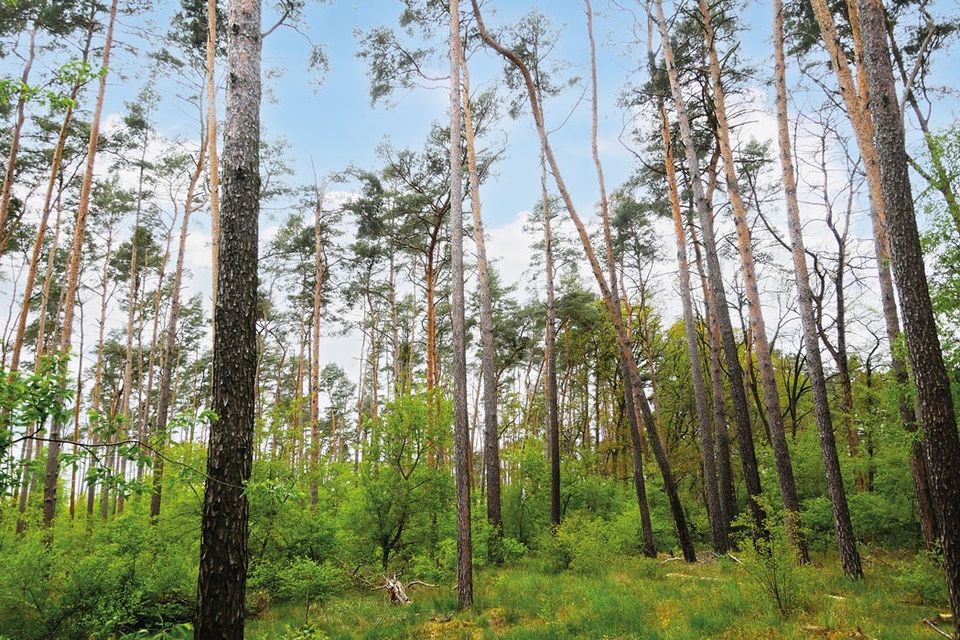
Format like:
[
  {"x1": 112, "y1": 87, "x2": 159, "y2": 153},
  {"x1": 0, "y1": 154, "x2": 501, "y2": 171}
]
[
  {"x1": 810, "y1": 0, "x2": 940, "y2": 549},
  {"x1": 151, "y1": 142, "x2": 207, "y2": 521},
  {"x1": 698, "y1": 0, "x2": 811, "y2": 562},
  {"x1": 43, "y1": 0, "x2": 119, "y2": 529},
  {"x1": 208, "y1": 0, "x2": 222, "y2": 319},
  {"x1": 856, "y1": 0, "x2": 960, "y2": 626},
  {"x1": 473, "y1": 0, "x2": 695, "y2": 562},
  {"x1": 541, "y1": 152, "x2": 561, "y2": 530},
  {"x1": 773, "y1": 0, "x2": 863, "y2": 577},
  {"x1": 195, "y1": 0, "x2": 261, "y2": 633},
  {"x1": 9, "y1": 17, "x2": 93, "y2": 371},
  {"x1": 0, "y1": 22, "x2": 38, "y2": 254},
  {"x1": 652, "y1": 0, "x2": 767, "y2": 541},
  {"x1": 656, "y1": 97, "x2": 725, "y2": 553},
  {"x1": 448, "y1": 0, "x2": 473, "y2": 609},
  {"x1": 309, "y1": 184, "x2": 326, "y2": 509},
  {"x1": 461, "y1": 54, "x2": 502, "y2": 553}
]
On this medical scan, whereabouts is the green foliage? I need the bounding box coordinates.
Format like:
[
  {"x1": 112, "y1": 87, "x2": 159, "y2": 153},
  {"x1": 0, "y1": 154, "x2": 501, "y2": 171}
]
[
  {"x1": 734, "y1": 505, "x2": 812, "y2": 619},
  {"x1": 894, "y1": 551, "x2": 950, "y2": 605}
]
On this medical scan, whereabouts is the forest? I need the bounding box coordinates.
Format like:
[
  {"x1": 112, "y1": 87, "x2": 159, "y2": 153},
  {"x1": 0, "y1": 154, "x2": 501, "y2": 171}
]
[{"x1": 0, "y1": 0, "x2": 959, "y2": 637}]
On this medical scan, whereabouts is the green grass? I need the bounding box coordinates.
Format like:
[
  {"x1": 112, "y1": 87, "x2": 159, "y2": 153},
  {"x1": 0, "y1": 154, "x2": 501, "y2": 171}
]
[{"x1": 245, "y1": 553, "x2": 949, "y2": 639}]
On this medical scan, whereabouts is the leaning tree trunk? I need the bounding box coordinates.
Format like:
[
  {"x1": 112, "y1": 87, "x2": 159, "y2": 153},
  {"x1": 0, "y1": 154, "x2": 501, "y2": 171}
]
[
  {"x1": 856, "y1": 0, "x2": 960, "y2": 627},
  {"x1": 773, "y1": 0, "x2": 863, "y2": 578},
  {"x1": 698, "y1": 0, "x2": 815, "y2": 564},
  {"x1": 810, "y1": 0, "x2": 939, "y2": 549},
  {"x1": 42, "y1": 0, "x2": 119, "y2": 529},
  {"x1": 449, "y1": 0, "x2": 473, "y2": 609},
  {"x1": 0, "y1": 22, "x2": 38, "y2": 254},
  {"x1": 9, "y1": 15, "x2": 93, "y2": 372},
  {"x1": 652, "y1": 0, "x2": 767, "y2": 541},
  {"x1": 461, "y1": 56, "x2": 502, "y2": 554},
  {"x1": 151, "y1": 141, "x2": 206, "y2": 521},
  {"x1": 656, "y1": 98, "x2": 725, "y2": 553},
  {"x1": 195, "y1": 0, "x2": 261, "y2": 634},
  {"x1": 474, "y1": 0, "x2": 695, "y2": 562}
]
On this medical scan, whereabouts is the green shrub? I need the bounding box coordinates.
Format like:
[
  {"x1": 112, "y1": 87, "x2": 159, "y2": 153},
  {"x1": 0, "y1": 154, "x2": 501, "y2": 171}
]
[
  {"x1": 734, "y1": 508, "x2": 812, "y2": 619},
  {"x1": 894, "y1": 551, "x2": 949, "y2": 605}
]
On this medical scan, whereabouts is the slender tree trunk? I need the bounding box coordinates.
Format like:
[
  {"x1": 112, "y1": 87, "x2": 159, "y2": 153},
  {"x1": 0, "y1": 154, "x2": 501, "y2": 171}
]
[
  {"x1": 698, "y1": 0, "x2": 812, "y2": 562},
  {"x1": 857, "y1": 0, "x2": 960, "y2": 625},
  {"x1": 461, "y1": 55, "x2": 502, "y2": 552},
  {"x1": 449, "y1": 0, "x2": 473, "y2": 608},
  {"x1": 151, "y1": 142, "x2": 206, "y2": 521},
  {"x1": 541, "y1": 153, "x2": 561, "y2": 529},
  {"x1": 309, "y1": 185, "x2": 326, "y2": 509},
  {"x1": 195, "y1": 0, "x2": 261, "y2": 632},
  {"x1": 689, "y1": 220, "x2": 736, "y2": 537},
  {"x1": 773, "y1": 0, "x2": 862, "y2": 577},
  {"x1": 651, "y1": 0, "x2": 767, "y2": 541},
  {"x1": 9, "y1": 17, "x2": 93, "y2": 371},
  {"x1": 208, "y1": 0, "x2": 222, "y2": 317},
  {"x1": 0, "y1": 23, "x2": 38, "y2": 253},
  {"x1": 43, "y1": 0, "x2": 119, "y2": 529},
  {"x1": 122, "y1": 137, "x2": 150, "y2": 487},
  {"x1": 474, "y1": 0, "x2": 694, "y2": 561},
  {"x1": 657, "y1": 98, "x2": 725, "y2": 553}
]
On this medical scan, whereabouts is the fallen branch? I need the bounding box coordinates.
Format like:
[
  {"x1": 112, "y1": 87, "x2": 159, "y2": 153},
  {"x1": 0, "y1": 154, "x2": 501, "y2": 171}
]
[
  {"x1": 923, "y1": 618, "x2": 952, "y2": 639},
  {"x1": 376, "y1": 572, "x2": 437, "y2": 605}
]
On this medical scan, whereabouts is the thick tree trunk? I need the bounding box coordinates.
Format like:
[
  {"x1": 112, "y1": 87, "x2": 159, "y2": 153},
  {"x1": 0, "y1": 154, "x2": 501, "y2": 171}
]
[
  {"x1": 448, "y1": 0, "x2": 473, "y2": 609},
  {"x1": 43, "y1": 0, "x2": 119, "y2": 529},
  {"x1": 773, "y1": 0, "x2": 863, "y2": 578},
  {"x1": 195, "y1": 0, "x2": 261, "y2": 634},
  {"x1": 810, "y1": 0, "x2": 940, "y2": 549},
  {"x1": 461, "y1": 56, "x2": 502, "y2": 552},
  {"x1": 856, "y1": 0, "x2": 960, "y2": 627},
  {"x1": 652, "y1": 0, "x2": 767, "y2": 541},
  {"x1": 151, "y1": 142, "x2": 206, "y2": 521},
  {"x1": 698, "y1": 0, "x2": 811, "y2": 563}
]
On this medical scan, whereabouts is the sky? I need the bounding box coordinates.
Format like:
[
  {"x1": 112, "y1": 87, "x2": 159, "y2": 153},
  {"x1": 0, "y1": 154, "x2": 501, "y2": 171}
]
[{"x1": 3, "y1": 0, "x2": 959, "y2": 390}]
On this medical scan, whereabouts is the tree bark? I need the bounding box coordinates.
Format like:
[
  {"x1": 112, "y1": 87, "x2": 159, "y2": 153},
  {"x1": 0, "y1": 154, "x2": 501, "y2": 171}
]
[
  {"x1": 461, "y1": 55, "x2": 502, "y2": 552},
  {"x1": 473, "y1": 0, "x2": 695, "y2": 562},
  {"x1": 541, "y1": 153, "x2": 561, "y2": 530},
  {"x1": 698, "y1": 0, "x2": 811, "y2": 563},
  {"x1": 195, "y1": 0, "x2": 261, "y2": 633},
  {"x1": 309, "y1": 184, "x2": 326, "y2": 509},
  {"x1": 652, "y1": 0, "x2": 768, "y2": 541},
  {"x1": 449, "y1": 0, "x2": 473, "y2": 609},
  {"x1": 657, "y1": 98, "x2": 725, "y2": 553},
  {"x1": 151, "y1": 141, "x2": 207, "y2": 521},
  {"x1": 856, "y1": 0, "x2": 960, "y2": 626},
  {"x1": 0, "y1": 22, "x2": 38, "y2": 254},
  {"x1": 811, "y1": 0, "x2": 940, "y2": 551},
  {"x1": 43, "y1": 0, "x2": 119, "y2": 529},
  {"x1": 208, "y1": 0, "x2": 222, "y2": 319},
  {"x1": 773, "y1": 0, "x2": 863, "y2": 578}
]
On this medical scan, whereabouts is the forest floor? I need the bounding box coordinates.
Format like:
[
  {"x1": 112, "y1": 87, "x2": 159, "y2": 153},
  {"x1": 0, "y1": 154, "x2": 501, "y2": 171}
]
[{"x1": 245, "y1": 553, "x2": 949, "y2": 639}]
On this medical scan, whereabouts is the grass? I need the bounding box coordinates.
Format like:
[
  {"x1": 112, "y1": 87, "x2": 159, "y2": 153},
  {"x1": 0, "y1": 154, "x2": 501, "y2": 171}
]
[{"x1": 245, "y1": 553, "x2": 949, "y2": 639}]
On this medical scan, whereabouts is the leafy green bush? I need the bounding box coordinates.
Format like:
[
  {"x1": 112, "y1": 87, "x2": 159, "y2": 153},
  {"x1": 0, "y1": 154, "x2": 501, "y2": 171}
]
[
  {"x1": 734, "y1": 509, "x2": 812, "y2": 619},
  {"x1": 894, "y1": 551, "x2": 949, "y2": 605}
]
